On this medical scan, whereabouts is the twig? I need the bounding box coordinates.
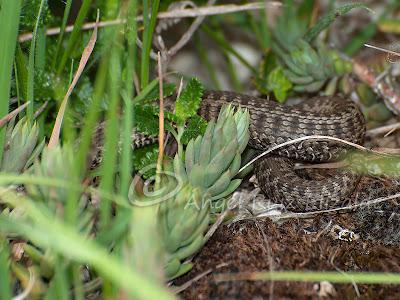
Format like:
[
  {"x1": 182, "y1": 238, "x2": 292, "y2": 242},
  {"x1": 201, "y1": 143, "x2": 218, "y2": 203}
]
[
  {"x1": 0, "y1": 102, "x2": 29, "y2": 128},
  {"x1": 33, "y1": 100, "x2": 49, "y2": 119},
  {"x1": 18, "y1": 2, "x2": 280, "y2": 43},
  {"x1": 48, "y1": 12, "x2": 99, "y2": 148},
  {"x1": 168, "y1": 0, "x2": 217, "y2": 58},
  {"x1": 352, "y1": 58, "x2": 400, "y2": 115}
]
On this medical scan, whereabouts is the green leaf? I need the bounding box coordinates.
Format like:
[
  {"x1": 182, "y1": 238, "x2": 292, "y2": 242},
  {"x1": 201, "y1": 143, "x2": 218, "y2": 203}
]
[
  {"x1": 181, "y1": 115, "x2": 208, "y2": 145},
  {"x1": 267, "y1": 67, "x2": 292, "y2": 103},
  {"x1": 132, "y1": 144, "x2": 159, "y2": 179},
  {"x1": 144, "y1": 83, "x2": 176, "y2": 104},
  {"x1": 175, "y1": 78, "x2": 204, "y2": 124},
  {"x1": 133, "y1": 105, "x2": 160, "y2": 137},
  {"x1": 304, "y1": 3, "x2": 371, "y2": 43}
]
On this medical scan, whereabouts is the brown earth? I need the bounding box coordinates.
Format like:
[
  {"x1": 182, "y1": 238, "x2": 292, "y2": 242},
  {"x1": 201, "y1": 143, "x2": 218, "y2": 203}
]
[{"x1": 175, "y1": 177, "x2": 400, "y2": 299}]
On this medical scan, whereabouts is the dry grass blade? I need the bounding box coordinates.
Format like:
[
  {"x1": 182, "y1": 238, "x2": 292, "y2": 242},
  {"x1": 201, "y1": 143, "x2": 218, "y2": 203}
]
[
  {"x1": 364, "y1": 43, "x2": 400, "y2": 58},
  {"x1": 156, "y1": 52, "x2": 165, "y2": 176},
  {"x1": 237, "y1": 135, "x2": 389, "y2": 174},
  {"x1": 172, "y1": 268, "x2": 213, "y2": 294},
  {"x1": 366, "y1": 122, "x2": 400, "y2": 137},
  {"x1": 294, "y1": 161, "x2": 348, "y2": 170},
  {"x1": 0, "y1": 102, "x2": 29, "y2": 128},
  {"x1": 277, "y1": 191, "x2": 400, "y2": 219},
  {"x1": 173, "y1": 263, "x2": 229, "y2": 294},
  {"x1": 33, "y1": 101, "x2": 49, "y2": 119},
  {"x1": 48, "y1": 12, "x2": 99, "y2": 148}
]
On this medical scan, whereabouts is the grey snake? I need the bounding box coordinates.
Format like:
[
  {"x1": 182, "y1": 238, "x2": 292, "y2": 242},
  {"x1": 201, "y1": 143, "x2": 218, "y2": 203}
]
[
  {"x1": 197, "y1": 91, "x2": 366, "y2": 212},
  {"x1": 91, "y1": 91, "x2": 366, "y2": 212}
]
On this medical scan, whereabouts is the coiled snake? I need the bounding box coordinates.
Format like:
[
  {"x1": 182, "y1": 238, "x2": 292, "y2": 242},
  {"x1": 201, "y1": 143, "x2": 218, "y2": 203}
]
[
  {"x1": 91, "y1": 91, "x2": 366, "y2": 212},
  {"x1": 197, "y1": 91, "x2": 366, "y2": 212}
]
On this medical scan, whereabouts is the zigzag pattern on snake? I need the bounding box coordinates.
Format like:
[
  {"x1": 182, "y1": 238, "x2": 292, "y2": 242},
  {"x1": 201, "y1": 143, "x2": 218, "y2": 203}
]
[
  {"x1": 91, "y1": 91, "x2": 366, "y2": 212},
  {"x1": 198, "y1": 91, "x2": 365, "y2": 212}
]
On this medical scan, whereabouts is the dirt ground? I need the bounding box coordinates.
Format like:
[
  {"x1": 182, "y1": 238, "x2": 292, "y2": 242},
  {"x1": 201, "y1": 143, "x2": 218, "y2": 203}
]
[{"x1": 175, "y1": 177, "x2": 400, "y2": 299}]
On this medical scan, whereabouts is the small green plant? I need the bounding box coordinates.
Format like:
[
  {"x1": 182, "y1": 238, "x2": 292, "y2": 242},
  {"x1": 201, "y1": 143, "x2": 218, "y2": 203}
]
[
  {"x1": 256, "y1": 1, "x2": 368, "y2": 101},
  {"x1": 1, "y1": 118, "x2": 43, "y2": 173},
  {"x1": 130, "y1": 104, "x2": 250, "y2": 280}
]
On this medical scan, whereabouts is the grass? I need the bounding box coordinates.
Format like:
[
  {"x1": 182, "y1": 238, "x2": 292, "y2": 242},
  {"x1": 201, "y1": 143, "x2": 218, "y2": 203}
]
[
  {"x1": 1, "y1": 0, "x2": 400, "y2": 298},
  {"x1": 0, "y1": 0, "x2": 22, "y2": 161}
]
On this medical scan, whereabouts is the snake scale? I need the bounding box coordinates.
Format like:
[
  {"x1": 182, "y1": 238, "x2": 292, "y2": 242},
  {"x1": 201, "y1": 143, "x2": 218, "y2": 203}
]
[
  {"x1": 197, "y1": 91, "x2": 366, "y2": 212},
  {"x1": 91, "y1": 90, "x2": 366, "y2": 212}
]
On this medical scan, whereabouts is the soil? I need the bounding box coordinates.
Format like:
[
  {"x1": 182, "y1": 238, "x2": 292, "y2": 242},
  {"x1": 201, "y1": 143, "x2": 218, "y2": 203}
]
[{"x1": 175, "y1": 177, "x2": 400, "y2": 299}]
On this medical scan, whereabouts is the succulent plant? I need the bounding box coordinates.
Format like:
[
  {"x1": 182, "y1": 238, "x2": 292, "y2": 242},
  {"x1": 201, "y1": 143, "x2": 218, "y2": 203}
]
[
  {"x1": 1, "y1": 118, "x2": 43, "y2": 173},
  {"x1": 276, "y1": 39, "x2": 353, "y2": 93},
  {"x1": 173, "y1": 104, "x2": 250, "y2": 212},
  {"x1": 25, "y1": 146, "x2": 74, "y2": 205},
  {"x1": 159, "y1": 183, "x2": 210, "y2": 279},
  {"x1": 158, "y1": 104, "x2": 250, "y2": 279}
]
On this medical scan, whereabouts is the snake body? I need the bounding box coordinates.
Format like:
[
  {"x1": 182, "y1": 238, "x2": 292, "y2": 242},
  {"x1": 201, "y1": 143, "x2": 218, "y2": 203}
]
[
  {"x1": 197, "y1": 91, "x2": 366, "y2": 211},
  {"x1": 90, "y1": 90, "x2": 366, "y2": 211}
]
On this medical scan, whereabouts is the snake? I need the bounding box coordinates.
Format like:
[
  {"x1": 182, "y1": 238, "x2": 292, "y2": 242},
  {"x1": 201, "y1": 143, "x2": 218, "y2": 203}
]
[
  {"x1": 90, "y1": 90, "x2": 366, "y2": 212},
  {"x1": 196, "y1": 91, "x2": 366, "y2": 212}
]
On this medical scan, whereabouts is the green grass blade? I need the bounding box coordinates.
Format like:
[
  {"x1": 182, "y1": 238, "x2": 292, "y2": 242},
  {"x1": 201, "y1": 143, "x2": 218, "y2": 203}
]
[
  {"x1": 304, "y1": 3, "x2": 370, "y2": 43},
  {"x1": 51, "y1": 0, "x2": 73, "y2": 69},
  {"x1": 344, "y1": 23, "x2": 377, "y2": 56},
  {"x1": 72, "y1": 264, "x2": 84, "y2": 300},
  {"x1": 0, "y1": 242, "x2": 12, "y2": 300},
  {"x1": 119, "y1": 0, "x2": 138, "y2": 198},
  {"x1": 98, "y1": 49, "x2": 121, "y2": 229},
  {"x1": 194, "y1": 34, "x2": 221, "y2": 89},
  {"x1": 27, "y1": 0, "x2": 47, "y2": 121},
  {"x1": 248, "y1": 8, "x2": 271, "y2": 51},
  {"x1": 225, "y1": 52, "x2": 243, "y2": 91},
  {"x1": 35, "y1": 26, "x2": 47, "y2": 71},
  {"x1": 0, "y1": 0, "x2": 22, "y2": 162},
  {"x1": 57, "y1": 0, "x2": 91, "y2": 74},
  {"x1": 53, "y1": 263, "x2": 69, "y2": 300},
  {"x1": 0, "y1": 190, "x2": 175, "y2": 300},
  {"x1": 220, "y1": 270, "x2": 400, "y2": 285},
  {"x1": 140, "y1": 0, "x2": 160, "y2": 89},
  {"x1": 202, "y1": 24, "x2": 257, "y2": 75},
  {"x1": 75, "y1": 59, "x2": 108, "y2": 176},
  {"x1": 15, "y1": 45, "x2": 28, "y2": 101}
]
